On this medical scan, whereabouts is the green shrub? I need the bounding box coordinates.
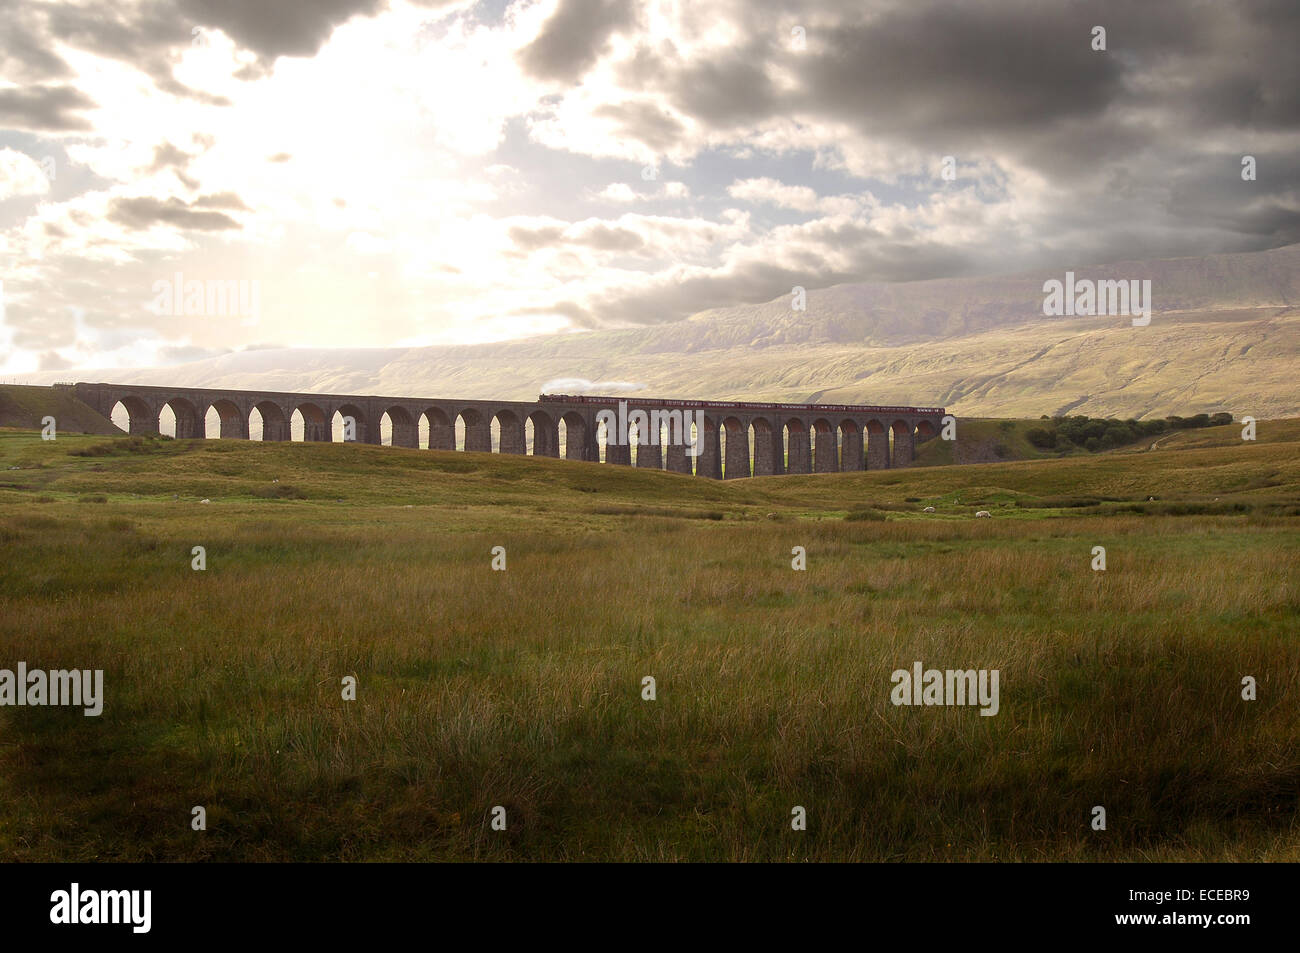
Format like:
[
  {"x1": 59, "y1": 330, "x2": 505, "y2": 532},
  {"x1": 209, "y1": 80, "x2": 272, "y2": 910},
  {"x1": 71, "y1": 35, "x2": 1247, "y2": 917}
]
[
  {"x1": 69, "y1": 436, "x2": 167, "y2": 457},
  {"x1": 1026, "y1": 427, "x2": 1055, "y2": 449}
]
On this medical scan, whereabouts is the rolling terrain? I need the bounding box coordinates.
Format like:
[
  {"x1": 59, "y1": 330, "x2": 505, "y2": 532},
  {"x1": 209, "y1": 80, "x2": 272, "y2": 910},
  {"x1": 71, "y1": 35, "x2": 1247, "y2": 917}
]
[{"x1": 0, "y1": 417, "x2": 1296, "y2": 861}]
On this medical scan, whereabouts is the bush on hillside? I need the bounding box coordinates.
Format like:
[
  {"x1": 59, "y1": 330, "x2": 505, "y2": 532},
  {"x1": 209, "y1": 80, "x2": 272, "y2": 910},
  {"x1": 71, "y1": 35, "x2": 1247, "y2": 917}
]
[
  {"x1": 69, "y1": 436, "x2": 168, "y2": 457},
  {"x1": 1026, "y1": 427, "x2": 1055, "y2": 449},
  {"x1": 1036, "y1": 410, "x2": 1232, "y2": 455}
]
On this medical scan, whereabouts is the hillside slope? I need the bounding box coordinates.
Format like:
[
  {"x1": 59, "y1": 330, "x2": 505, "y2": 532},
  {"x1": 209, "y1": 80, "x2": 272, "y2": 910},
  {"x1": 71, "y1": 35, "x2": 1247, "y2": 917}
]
[
  {"x1": 0, "y1": 385, "x2": 120, "y2": 435},
  {"x1": 16, "y1": 244, "x2": 1300, "y2": 419}
]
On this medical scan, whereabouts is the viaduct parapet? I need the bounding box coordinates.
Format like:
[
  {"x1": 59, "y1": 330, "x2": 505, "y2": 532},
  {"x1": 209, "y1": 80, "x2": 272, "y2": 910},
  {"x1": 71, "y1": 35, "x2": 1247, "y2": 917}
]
[{"x1": 66, "y1": 382, "x2": 947, "y2": 478}]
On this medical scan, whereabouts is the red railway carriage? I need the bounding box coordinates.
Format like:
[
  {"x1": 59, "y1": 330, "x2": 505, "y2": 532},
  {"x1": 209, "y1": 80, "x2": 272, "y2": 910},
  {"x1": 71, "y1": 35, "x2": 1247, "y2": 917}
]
[{"x1": 538, "y1": 394, "x2": 945, "y2": 416}]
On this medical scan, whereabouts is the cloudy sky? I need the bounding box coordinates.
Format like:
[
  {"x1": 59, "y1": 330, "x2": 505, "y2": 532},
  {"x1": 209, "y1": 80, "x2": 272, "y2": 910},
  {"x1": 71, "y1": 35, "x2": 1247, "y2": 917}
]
[{"x1": 0, "y1": 0, "x2": 1297, "y2": 375}]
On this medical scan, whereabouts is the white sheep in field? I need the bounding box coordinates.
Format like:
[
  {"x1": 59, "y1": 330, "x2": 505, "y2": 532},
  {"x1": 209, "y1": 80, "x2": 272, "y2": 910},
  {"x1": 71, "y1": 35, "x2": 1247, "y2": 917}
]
[
  {"x1": 975, "y1": 510, "x2": 991, "y2": 518},
  {"x1": 923, "y1": 506, "x2": 936, "y2": 513}
]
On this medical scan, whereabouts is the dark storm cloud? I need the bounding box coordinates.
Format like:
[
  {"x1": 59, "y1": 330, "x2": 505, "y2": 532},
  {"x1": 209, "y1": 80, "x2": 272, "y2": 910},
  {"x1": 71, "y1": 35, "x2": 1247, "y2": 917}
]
[
  {"x1": 567, "y1": 222, "x2": 645, "y2": 252},
  {"x1": 0, "y1": 11, "x2": 73, "y2": 82},
  {"x1": 107, "y1": 196, "x2": 242, "y2": 231},
  {"x1": 508, "y1": 224, "x2": 565, "y2": 250},
  {"x1": 555, "y1": 223, "x2": 978, "y2": 329},
  {"x1": 0, "y1": 85, "x2": 97, "y2": 132},
  {"x1": 598, "y1": 0, "x2": 1296, "y2": 171},
  {"x1": 42, "y1": 2, "x2": 218, "y2": 104},
  {"x1": 571, "y1": 0, "x2": 1300, "y2": 258},
  {"x1": 45, "y1": 3, "x2": 189, "y2": 59},
  {"x1": 45, "y1": 0, "x2": 386, "y2": 65},
  {"x1": 177, "y1": 0, "x2": 387, "y2": 61},
  {"x1": 792, "y1": 4, "x2": 1121, "y2": 138},
  {"x1": 9, "y1": 0, "x2": 398, "y2": 112},
  {"x1": 589, "y1": 101, "x2": 686, "y2": 151},
  {"x1": 1146, "y1": 0, "x2": 1300, "y2": 131},
  {"x1": 1164, "y1": 151, "x2": 1300, "y2": 245},
  {"x1": 666, "y1": 47, "x2": 780, "y2": 128},
  {"x1": 517, "y1": 0, "x2": 637, "y2": 83},
  {"x1": 508, "y1": 220, "x2": 646, "y2": 254}
]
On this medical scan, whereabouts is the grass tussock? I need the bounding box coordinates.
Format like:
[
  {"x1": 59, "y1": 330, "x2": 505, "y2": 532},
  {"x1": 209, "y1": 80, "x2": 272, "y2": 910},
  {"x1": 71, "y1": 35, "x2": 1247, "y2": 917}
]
[
  {"x1": 253, "y1": 483, "x2": 308, "y2": 500},
  {"x1": 0, "y1": 427, "x2": 1298, "y2": 861}
]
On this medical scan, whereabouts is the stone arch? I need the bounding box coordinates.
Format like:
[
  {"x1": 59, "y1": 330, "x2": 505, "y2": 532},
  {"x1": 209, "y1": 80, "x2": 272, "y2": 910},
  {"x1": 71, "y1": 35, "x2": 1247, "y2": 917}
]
[
  {"x1": 253, "y1": 401, "x2": 289, "y2": 441},
  {"x1": 292, "y1": 402, "x2": 329, "y2": 442},
  {"x1": 205, "y1": 399, "x2": 247, "y2": 439},
  {"x1": 458, "y1": 409, "x2": 490, "y2": 453},
  {"x1": 381, "y1": 405, "x2": 417, "y2": 448},
  {"x1": 527, "y1": 410, "x2": 558, "y2": 457},
  {"x1": 722, "y1": 416, "x2": 749, "y2": 479},
  {"x1": 866, "y1": 419, "x2": 889, "y2": 469},
  {"x1": 494, "y1": 409, "x2": 525, "y2": 454},
  {"x1": 811, "y1": 417, "x2": 837, "y2": 473},
  {"x1": 838, "y1": 419, "x2": 863, "y2": 471},
  {"x1": 423, "y1": 408, "x2": 453, "y2": 450},
  {"x1": 783, "y1": 418, "x2": 810, "y2": 474},
  {"x1": 916, "y1": 419, "x2": 938, "y2": 440},
  {"x1": 110, "y1": 395, "x2": 156, "y2": 435},
  {"x1": 333, "y1": 403, "x2": 368, "y2": 443},
  {"x1": 890, "y1": 419, "x2": 914, "y2": 467},
  {"x1": 560, "y1": 411, "x2": 587, "y2": 461},
  {"x1": 160, "y1": 397, "x2": 202, "y2": 439}
]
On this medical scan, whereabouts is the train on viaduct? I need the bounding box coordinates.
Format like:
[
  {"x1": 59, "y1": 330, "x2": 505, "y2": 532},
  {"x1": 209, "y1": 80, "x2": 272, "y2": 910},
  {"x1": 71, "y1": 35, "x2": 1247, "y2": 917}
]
[{"x1": 63, "y1": 382, "x2": 948, "y2": 478}]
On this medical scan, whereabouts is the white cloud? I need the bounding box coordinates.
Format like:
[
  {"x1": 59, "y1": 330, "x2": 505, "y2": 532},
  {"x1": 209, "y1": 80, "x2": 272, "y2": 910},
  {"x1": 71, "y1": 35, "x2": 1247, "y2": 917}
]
[
  {"x1": 595, "y1": 182, "x2": 638, "y2": 202},
  {"x1": 345, "y1": 231, "x2": 393, "y2": 255},
  {"x1": 727, "y1": 177, "x2": 821, "y2": 212},
  {"x1": 0, "y1": 149, "x2": 52, "y2": 198}
]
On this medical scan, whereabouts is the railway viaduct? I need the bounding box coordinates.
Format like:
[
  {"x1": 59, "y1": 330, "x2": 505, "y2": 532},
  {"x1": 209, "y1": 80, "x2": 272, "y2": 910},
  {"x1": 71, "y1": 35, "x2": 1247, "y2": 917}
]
[{"x1": 65, "y1": 382, "x2": 947, "y2": 477}]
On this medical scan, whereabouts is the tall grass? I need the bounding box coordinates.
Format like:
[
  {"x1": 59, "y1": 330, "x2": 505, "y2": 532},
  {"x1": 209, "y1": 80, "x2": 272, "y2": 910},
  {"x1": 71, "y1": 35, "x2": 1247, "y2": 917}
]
[{"x1": 0, "y1": 430, "x2": 1297, "y2": 860}]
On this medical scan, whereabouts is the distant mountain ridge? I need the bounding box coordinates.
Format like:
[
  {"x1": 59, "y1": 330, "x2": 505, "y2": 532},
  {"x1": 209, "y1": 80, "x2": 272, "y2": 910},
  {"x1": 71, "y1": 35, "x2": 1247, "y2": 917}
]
[{"x1": 20, "y1": 243, "x2": 1300, "y2": 419}]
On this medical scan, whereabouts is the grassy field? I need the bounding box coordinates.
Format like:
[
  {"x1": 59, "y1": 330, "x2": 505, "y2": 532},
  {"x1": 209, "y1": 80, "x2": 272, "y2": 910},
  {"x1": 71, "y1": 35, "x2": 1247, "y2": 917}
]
[{"x1": 0, "y1": 423, "x2": 1297, "y2": 861}]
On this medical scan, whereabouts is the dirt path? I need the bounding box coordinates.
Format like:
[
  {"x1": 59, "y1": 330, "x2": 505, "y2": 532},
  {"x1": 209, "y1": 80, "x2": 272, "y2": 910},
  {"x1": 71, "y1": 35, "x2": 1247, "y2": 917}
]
[{"x1": 1143, "y1": 432, "x2": 1179, "y2": 452}]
